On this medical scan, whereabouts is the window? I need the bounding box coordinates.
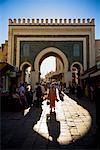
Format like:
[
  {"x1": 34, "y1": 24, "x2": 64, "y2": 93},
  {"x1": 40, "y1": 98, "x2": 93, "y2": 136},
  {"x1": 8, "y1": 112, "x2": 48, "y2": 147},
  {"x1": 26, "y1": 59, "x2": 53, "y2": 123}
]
[
  {"x1": 73, "y1": 44, "x2": 80, "y2": 57},
  {"x1": 22, "y1": 43, "x2": 30, "y2": 57}
]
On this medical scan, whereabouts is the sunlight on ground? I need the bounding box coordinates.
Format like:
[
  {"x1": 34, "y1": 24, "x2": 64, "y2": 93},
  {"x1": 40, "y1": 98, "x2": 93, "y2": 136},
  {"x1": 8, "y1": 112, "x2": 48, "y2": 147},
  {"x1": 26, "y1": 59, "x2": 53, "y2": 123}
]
[
  {"x1": 24, "y1": 107, "x2": 31, "y2": 116},
  {"x1": 32, "y1": 93, "x2": 92, "y2": 145}
]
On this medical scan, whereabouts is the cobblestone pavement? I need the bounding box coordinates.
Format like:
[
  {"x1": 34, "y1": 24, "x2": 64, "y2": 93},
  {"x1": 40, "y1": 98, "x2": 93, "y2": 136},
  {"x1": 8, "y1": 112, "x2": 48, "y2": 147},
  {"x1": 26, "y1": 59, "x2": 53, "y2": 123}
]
[{"x1": 1, "y1": 93, "x2": 99, "y2": 150}]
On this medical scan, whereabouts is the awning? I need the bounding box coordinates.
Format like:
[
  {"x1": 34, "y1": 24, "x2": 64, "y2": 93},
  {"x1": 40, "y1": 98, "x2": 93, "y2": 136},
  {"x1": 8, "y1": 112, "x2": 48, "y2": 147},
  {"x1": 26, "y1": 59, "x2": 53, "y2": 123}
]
[
  {"x1": 90, "y1": 70, "x2": 100, "y2": 77},
  {"x1": 51, "y1": 73, "x2": 63, "y2": 79},
  {"x1": 0, "y1": 62, "x2": 16, "y2": 76},
  {"x1": 80, "y1": 65, "x2": 98, "y2": 80},
  {"x1": 80, "y1": 74, "x2": 89, "y2": 79},
  {"x1": 0, "y1": 63, "x2": 7, "y2": 70}
]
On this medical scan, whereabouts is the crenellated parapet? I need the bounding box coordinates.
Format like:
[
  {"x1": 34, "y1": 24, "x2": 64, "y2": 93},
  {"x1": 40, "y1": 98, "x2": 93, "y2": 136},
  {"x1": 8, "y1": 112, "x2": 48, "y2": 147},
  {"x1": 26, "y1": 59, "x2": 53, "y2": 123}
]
[{"x1": 9, "y1": 18, "x2": 95, "y2": 26}]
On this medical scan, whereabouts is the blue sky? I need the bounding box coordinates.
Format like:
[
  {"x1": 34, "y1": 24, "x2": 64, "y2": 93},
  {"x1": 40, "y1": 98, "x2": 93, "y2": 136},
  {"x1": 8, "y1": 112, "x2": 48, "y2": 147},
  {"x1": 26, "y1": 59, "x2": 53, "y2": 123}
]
[
  {"x1": 0, "y1": 0, "x2": 100, "y2": 45},
  {"x1": 0, "y1": 0, "x2": 100, "y2": 77}
]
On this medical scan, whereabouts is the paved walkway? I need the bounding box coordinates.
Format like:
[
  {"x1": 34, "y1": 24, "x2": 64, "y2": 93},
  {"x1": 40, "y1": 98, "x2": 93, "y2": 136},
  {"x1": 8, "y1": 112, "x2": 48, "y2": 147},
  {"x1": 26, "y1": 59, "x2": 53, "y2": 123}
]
[{"x1": 1, "y1": 93, "x2": 99, "y2": 150}]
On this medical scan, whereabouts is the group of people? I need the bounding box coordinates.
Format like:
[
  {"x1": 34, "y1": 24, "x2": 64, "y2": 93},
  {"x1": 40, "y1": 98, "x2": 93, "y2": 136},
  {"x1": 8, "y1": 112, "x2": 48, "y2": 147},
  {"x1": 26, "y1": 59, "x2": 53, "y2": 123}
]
[
  {"x1": 9, "y1": 81, "x2": 85, "y2": 113},
  {"x1": 9, "y1": 81, "x2": 61, "y2": 112},
  {"x1": 10, "y1": 82, "x2": 33, "y2": 110}
]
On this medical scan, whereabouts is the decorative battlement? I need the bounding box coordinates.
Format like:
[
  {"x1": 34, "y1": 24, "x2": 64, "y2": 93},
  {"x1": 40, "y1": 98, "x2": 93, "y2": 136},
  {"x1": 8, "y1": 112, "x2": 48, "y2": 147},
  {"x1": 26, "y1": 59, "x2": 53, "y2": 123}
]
[{"x1": 9, "y1": 18, "x2": 95, "y2": 26}]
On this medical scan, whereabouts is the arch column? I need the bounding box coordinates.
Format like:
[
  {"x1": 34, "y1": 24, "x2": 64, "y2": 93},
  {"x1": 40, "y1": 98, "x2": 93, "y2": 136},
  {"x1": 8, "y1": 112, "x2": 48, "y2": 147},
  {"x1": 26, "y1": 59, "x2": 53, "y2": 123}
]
[
  {"x1": 31, "y1": 70, "x2": 39, "y2": 88},
  {"x1": 64, "y1": 71, "x2": 72, "y2": 87},
  {"x1": 21, "y1": 69, "x2": 24, "y2": 82},
  {"x1": 64, "y1": 71, "x2": 68, "y2": 87}
]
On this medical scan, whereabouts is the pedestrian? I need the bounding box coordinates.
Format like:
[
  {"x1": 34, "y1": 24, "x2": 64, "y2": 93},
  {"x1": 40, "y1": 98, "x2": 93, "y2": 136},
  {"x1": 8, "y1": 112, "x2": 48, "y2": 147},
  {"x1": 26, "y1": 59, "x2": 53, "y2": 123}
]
[
  {"x1": 77, "y1": 84, "x2": 82, "y2": 98},
  {"x1": 18, "y1": 82, "x2": 28, "y2": 109},
  {"x1": 26, "y1": 84, "x2": 33, "y2": 107},
  {"x1": 48, "y1": 83, "x2": 57, "y2": 112},
  {"x1": 33, "y1": 82, "x2": 42, "y2": 107},
  {"x1": 40, "y1": 83, "x2": 45, "y2": 97},
  {"x1": 71, "y1": 84, "x2": 75, "y2": 94},
  {"x1": 90, "y1": 85, "x2": 94, "y2": 101}
]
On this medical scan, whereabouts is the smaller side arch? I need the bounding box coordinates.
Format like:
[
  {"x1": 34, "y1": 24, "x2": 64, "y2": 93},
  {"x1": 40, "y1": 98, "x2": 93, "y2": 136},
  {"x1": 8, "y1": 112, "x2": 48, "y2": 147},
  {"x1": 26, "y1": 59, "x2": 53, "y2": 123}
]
[
  {"x1": 20, "y1": 62, "x2": 33, "y2": 71},
  {"x1": 70, "y1": 62, "x2": 83, "y2": 74}
]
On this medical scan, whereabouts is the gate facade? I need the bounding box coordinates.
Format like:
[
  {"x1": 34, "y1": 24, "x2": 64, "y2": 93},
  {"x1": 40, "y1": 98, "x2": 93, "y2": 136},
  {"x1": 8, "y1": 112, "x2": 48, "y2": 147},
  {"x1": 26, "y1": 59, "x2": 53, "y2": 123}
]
[{"x1": 7, "y1": 18, "x2": 95, "y2": 87}]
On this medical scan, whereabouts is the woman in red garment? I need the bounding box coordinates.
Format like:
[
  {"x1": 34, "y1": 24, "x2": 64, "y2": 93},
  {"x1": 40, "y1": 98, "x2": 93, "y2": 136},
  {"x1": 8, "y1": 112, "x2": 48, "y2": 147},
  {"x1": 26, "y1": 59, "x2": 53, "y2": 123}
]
[{"x1": 48, "y1": 83, "x2": 57, "y2": 112}]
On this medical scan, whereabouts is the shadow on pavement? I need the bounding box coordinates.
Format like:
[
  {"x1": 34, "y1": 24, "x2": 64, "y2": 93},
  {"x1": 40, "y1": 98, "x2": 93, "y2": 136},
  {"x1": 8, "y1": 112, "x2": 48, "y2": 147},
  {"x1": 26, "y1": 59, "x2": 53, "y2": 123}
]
[
  {"x1": 46, "y1": 111, "x2": 60, "y2": 144},
  {"x1": 1, "y1": 95, "x2": 99, "y2": 149},
  {"x1": 67, "y1": 94, "x2": 99, "y2": 149}
]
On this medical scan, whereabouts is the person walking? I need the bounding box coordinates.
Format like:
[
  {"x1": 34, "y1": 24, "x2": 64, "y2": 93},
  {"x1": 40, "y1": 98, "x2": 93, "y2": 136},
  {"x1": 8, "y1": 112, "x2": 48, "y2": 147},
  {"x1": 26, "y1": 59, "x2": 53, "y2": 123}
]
[
  {"x1": 76, "y1": 84, "x2": 82, "y2": 98},
  {"x1": 33, "y1": 82, "x2": 42, "y2": 107},
  {"x1": 48, "y1": 83, "x2": 57, "y2": 112},
  {"x1": 18, "y1": 82, "x2": 28, "y2": 109}
]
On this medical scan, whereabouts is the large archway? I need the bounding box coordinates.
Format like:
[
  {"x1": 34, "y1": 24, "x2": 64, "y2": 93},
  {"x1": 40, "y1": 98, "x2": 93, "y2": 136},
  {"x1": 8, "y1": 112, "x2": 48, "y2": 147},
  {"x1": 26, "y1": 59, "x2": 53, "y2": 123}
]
[{"x1": 32, "y1": 47, "x2": 69, "y2": 87}]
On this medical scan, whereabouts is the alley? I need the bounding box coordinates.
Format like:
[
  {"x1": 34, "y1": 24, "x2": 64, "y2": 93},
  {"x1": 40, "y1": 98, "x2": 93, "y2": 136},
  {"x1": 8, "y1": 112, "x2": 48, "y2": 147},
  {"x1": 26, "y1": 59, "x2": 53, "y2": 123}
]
[{"x1": 1, "y1": 93, "x2": 98, "y2": 150}]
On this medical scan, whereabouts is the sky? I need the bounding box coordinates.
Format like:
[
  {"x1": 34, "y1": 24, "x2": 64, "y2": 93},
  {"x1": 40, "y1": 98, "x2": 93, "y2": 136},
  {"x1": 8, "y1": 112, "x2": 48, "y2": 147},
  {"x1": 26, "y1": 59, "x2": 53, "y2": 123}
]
[
  {"x1": 0, "y1": 0, "x2": 100, "y2": 77},
  {"x1": 40, "y1": 56, "x2": 56, "y2": 78}
]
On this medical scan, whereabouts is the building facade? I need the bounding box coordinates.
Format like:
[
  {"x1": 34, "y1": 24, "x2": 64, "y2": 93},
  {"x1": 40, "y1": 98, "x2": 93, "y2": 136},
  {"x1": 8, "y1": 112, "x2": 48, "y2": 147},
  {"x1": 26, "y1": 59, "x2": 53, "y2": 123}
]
[
  {"x1": 7, "y1": 18, "x2": 97, "y2": 87},
  {"x1": 0, "y1": 40, "x2": 17, "y2": 92},
  {"x1": 0, "y1": 40, "x2": 8, "y2": 62}
]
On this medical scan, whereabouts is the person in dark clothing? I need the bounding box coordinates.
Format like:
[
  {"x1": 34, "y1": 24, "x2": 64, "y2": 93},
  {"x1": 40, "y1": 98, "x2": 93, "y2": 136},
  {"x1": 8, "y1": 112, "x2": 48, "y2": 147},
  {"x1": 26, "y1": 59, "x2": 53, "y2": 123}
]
[
  {"x1": 35, "y1": 83, "x2": 43, "y2": 107},
  {"x1": 71, "y1": 84, "x2": 75, "y2": 94},
  {"x1": 26, "y1": 86, "x2": 33, "y2": 107},
  {"x1": 77, "y1": 84, "x2": 82, "y2": 98}
]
